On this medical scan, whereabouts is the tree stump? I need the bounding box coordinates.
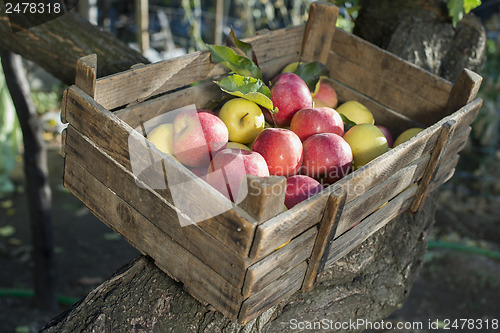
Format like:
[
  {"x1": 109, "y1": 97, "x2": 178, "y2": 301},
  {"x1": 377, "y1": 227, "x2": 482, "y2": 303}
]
[{"x1": 41, "y1": 193, "x2": 436, "y2": 332}]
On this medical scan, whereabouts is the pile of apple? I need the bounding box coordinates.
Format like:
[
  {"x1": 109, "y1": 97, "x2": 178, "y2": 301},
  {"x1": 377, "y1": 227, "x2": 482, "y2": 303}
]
[
  {"x1": 146, "y1": 36, "x2": 423, "y2": 209},
  {"x1": 147, "y1": 66, "x2": 423, "y2": 210}
]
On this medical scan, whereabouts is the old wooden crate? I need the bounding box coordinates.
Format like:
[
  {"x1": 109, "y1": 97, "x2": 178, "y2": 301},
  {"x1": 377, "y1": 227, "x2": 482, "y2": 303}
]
[{"x1": 60, "y1": 2, "x2": 482, "y2": 325}]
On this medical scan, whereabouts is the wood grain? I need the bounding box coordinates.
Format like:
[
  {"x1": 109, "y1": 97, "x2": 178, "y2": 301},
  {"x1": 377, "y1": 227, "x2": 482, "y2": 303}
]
[
  {"x1": 302, "y1": 191, "x2": 346, "y2": 291},
  {"x1": 329, "y1": 28, "x2": 453, "y2": 125},
  {"x1": 323, "y1": 185, "x2": 418, "y2": 269},
  {"x1": 237, "y1": 175, "x2": 287, "y2": 224},
  {"x1": 62, "y1": 86, "x2": 258, "y2": 257},
  {"x1": 410, "y1": 120, "x2": 457, "y2": 213},
  {"x1": 63, "y1": 126, "x2": 251, "y2": 288},
  {"x1": 75, "y1": 54, "x2": 97, "y2": 99},
  {"x1": 63, "y1": 158, "x2": 243, "y2": 319},
  {"x1": 446, "y1": 68, "x2": 483, "y2": 116},
  {"x1": 243, "y1": 227, "x2": 316, "y2": 298},
  {"x1": 238, "y1": 262, "x2": 308, "y2": 325},
  {"x1": 301, "y1": 2, "x2": 339, "y2": 63}
]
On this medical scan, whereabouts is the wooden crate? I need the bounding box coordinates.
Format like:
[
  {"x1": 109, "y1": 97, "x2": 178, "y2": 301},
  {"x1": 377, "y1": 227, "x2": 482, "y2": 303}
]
[{"x1": 60, "y1": 2, "x2": 482, "y2": 325}]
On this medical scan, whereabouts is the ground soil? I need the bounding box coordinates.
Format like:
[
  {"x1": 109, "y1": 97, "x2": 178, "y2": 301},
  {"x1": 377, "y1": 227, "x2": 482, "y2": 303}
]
[{"x1": 0, "y1": 138, "x2": 499, "y2": 333}]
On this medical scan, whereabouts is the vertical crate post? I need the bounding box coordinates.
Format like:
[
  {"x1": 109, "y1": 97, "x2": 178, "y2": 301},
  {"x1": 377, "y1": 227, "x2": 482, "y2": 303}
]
[
  {"x1": 237, "y1": 175, "x2": 287, "y2": 223},
  {"x1": 302, "y1": 189, "x2": 346, "y2": 291},
  {"x1": 445, "y1": 68, "x2": 483, "y2": 116},
  {"x1": 300, "y1": 2, "x2": 339, "y2": 64},
  {"x1": 74, "y1": 54, "x2": 97, "y2": 99},
  {"x1": 410, "y1": 120, "x2": 457, "y2": 213}
]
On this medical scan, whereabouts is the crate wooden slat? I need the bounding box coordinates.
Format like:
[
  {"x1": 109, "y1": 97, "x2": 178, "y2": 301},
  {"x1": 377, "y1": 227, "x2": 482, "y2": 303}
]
[{"x1": 61, "y1": 1, "x2": 482, "y2": 324}]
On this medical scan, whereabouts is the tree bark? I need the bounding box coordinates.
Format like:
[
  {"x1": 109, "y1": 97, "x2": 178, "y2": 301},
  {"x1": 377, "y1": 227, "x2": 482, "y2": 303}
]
[
  {"x1": 0, "y1": 5, "x2": 149, "y2": 85},
  {"x1": 41, "y1": 194, "x2": 436, "y2": 332},
  {"x1": 1, "y1": 50, "x2": 57, "y2": 311},
  {"x1": 354, "y1": 0, "x2": 487, "y2": 82}
]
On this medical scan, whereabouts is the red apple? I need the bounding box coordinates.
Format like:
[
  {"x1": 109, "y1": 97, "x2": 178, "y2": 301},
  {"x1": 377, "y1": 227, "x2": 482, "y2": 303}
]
[
  {"x1": 206, "y1": 148, "x2": 269, "y2": 202},
  {"x1": 312, "y1": 79, "x2": 338, "y2": 108},
  {"x1": 173, "y1": 110, "x2": 228, "y2": 167},
  {"x1": 290, "y1": 107, "x2": 344, "y2": 142},
  {"x1": 285, "y1": 175, "x2": 323, "y2": 209},
  {"x1": 375, "y1": 125, "x2": 394, "y2": 148},
  {"x1": 301, "y1": 133, "x2": 353, "y2": 184},
  {"x1": 252, "y1": 128, "x2": 303, "y2": 177},
  {"x1": 270, "y1": 73, "x2": 313, "y2": 127}
]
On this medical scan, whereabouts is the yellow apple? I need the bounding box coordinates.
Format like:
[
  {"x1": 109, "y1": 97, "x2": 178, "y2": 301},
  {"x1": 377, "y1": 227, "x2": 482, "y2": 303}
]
[
  {"x1": 147, "y1": 123, "x2": 175, "y2": 156},
  {"x1": 343, "y1": 124, "x2": 389, "y2": 169},
  {"x1": 393, "y1": 128, "x2": 424, "y2": 147},
  {"x1": 226, "y1": 142, "x2": 251, "y2": 151},
  {"x1": 218, "y1": 98, "x2": 265, "y2": 144},
  {"x1": 337, "y1": 101, "x2": 375, "y2": 125}
]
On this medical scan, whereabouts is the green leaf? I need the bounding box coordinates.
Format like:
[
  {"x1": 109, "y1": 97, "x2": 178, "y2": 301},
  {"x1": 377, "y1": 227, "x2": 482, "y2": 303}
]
[
  {"x1": 448, "y1": 0, "x2": 465, "y2": 27},
  {"x1": 215, "y1": 74, "x2": 275, "y2": 111},
  {"x1": 226, "y1": 27, "x2": 259, "y2": 66},
  {"x1": 206, "y1": 44, "x2": 262, "y2": 79},
  {"x1": 293, "y1": 62, "x2": 330, "y2": 92},
  {"x1": 464, "y1": 0, "x2": 481, "y2": 13},
  {"x1": 340, "y1": 113, "x2": 357, "y2": 127}
]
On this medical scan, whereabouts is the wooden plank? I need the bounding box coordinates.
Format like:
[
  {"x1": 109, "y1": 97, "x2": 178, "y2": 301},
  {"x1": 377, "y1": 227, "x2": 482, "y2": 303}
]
[
  {"x1": 328, "y1": 97, "x2": 483, "y2": 207},
  {"x1": 323, "y1": 184, "x2": 418, "y2": 269},
  {"x1": 327, "y1": 51, "x2": 447, "y2": 126},
  {"x1": 249, "y1": 191, "x2": 329, "y2": 260},
  {"x1": 239, "y1": 262, "x2": 307, "y2": 325},
  {"x1": 410, "y1": 120, "x2": 457, "y2": 213},
  {"x1": 75, "y1": 54, "x2": 97, "y2": 98},
  {"x1": 94, "y1": 26, "x2": 305, "y2": 110},
  {"x1": 330, "y1": 28, "x2": 452, "y2": 113},
  {"x1": 334, "y1": 153, "x2": 429, "y2": 238},
  {"x1": 63, "y1": 86, "x2": 258, "y2": 257},
  {"x1": 135, "y1": 0, "x2": 149, "y2": 55},
  {"x1": 64, "y1": 126, "x2": 250, "y2": 287},
  {"x1": 446, "y1": 68, "x2": 483, "y2": 116},
  {"x1": 302, "y1": 191, "x2": 346, "y2": 291},
  {"x1": 114, "y1": 80, "x2": 224, "y2": 129},
  {"x1": 300, "y1": 2, "x2": 339, "y2": 63},
  {"x1": 243, "y1": 227, "x2": 317, "y2": 298},
  {"x1": 237, "y1": 175, "x2": 287, "y2": 223},
  {"x1": 63, "y1": 158, "x2": 243, "y2": 319},
  {"x1": 328, "y1": 78, "x2": 423, "y2": 136}
]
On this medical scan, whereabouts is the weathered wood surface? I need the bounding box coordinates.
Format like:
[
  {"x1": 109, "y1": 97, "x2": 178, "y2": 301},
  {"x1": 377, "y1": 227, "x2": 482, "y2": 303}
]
[
  {"x1": 0, "y1": 5, "x2": 149, "y2": 85},
  {"x1": 62, "y1": 86, "x2": 258, "y2": 258},
  {"x1": 300, "y1": 2, "x2": 339, "y2": 63},
  {"x1": 302, "y1": 192, "x2": 346, "y2": 291},
  {"x1": 329, "y1": 29, "x2": 453, "y2": 126},
  {"x1": 75, "y1": 54, "x2": 97, "y2": 99},
  {"x1": 63, "y1": 157, "x2": 243, "y2": 319},
  {"x1": 63, "y1": 126, "x2": 250, "y2": 288},
  {"x1": 243, "y1": 227, "x2": 317, "y2": 299},
  {"x1": 41, "y1": 191, "x2": 439, "y2": 332},
  {"x1": 94, "y1": 25, "x2": 305, "y2": 110}
]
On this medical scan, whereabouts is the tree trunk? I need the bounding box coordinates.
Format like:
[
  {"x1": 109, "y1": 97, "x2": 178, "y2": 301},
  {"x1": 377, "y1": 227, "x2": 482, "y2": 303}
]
[
  {"x1": 354, "y1": 0, "x2": 487, "y2": 82},
  {"x1": 0, "y1": 6, "x2": 149, "y2": 85},
  {"x1": 1, "y1": 50, "x2": 57, "y2": 311},
  {"x1": 41, "y1": 194, "x2": 436, "y2": 332}
]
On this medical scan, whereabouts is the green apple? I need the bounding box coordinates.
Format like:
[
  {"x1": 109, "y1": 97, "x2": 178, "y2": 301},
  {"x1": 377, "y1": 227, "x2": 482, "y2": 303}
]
[
  {"x1": 218, "y1": 98, "x2": 265, "y2": 144},
  {"x1": 147, "y1": 123, "x2": 175, "y2": 156},
  {"x1": 393, "y1": 128, "x2": 424, "y2": 147},
  {"x1": 337, "y1": 101, "x2": 375, "y2": 125},
  {"x1": 226, "y1": 141, "x2": 251, "y2": 151},
  {"x1": 343, "y1": 124, "x2": 389, "y2": 169}
]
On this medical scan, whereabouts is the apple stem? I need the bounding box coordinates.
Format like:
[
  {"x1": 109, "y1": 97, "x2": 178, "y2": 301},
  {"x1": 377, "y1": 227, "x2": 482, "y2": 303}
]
[{"x1": 240, "y1": 112, "x2": 250, "y2": 123}]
